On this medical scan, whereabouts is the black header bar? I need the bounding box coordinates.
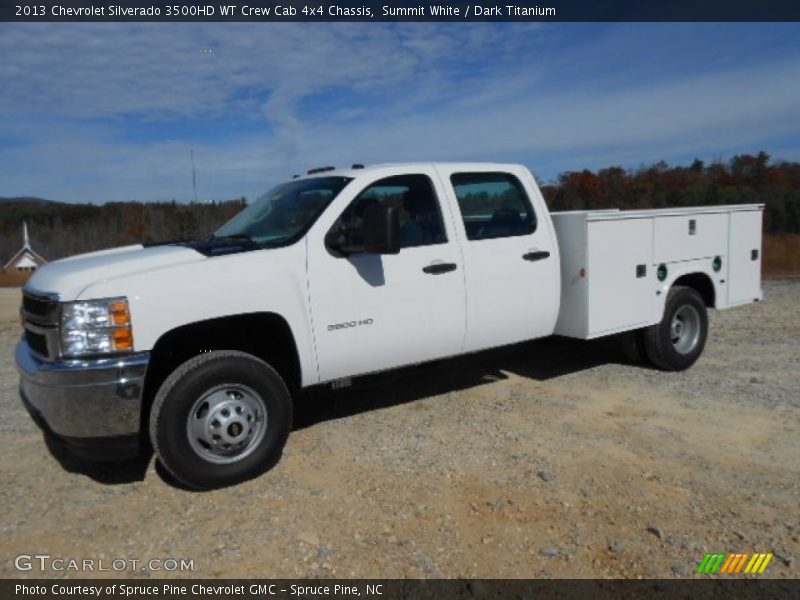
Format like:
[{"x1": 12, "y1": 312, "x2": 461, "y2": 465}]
[
  {"x1": 3, "y1": 0, "x2": 800, "y2": 22},
  {"x1": 4, "y1": 579, "x2": 800, "y2": 600}
]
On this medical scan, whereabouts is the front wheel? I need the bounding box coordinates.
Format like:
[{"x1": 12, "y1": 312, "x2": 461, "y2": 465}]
[
  {"x1": 643, "y1": 286, "x2": 708, "y2": 371},
  {"x1": 149, "y1": 350, "x2": 292, "y2": 489}
]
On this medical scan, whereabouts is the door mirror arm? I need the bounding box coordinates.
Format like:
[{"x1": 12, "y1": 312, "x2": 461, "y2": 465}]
[
  {"x1": 324, "y1": 224, "x2": 346, "y2": 256},
  {"x1": 325, "y1": 224, "x2": 363, "y2": 257}
]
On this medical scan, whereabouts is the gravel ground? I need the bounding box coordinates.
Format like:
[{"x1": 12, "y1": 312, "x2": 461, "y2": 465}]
[{"x1": 0, "y1": 282, "x2": 798, "y2": 579}]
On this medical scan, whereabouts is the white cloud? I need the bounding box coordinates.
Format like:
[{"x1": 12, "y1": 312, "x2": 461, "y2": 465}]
[
  {"x1": 1, "y1": 23, "x2": 799, "y2": 201},
  {"x1": 0, "y1": 23, "x2": 542, "y2": 123}
]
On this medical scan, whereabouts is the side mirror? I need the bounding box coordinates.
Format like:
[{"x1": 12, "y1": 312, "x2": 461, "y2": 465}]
[
  {"x1": 363, "y1": 204, "x2": 400, "y2": 255},
  {"x1": 324, "y1": 224, "x2": 349, "y2": 255},
  {"x1": 324, "y1": 222, "x2": 367, "y2": 256}
]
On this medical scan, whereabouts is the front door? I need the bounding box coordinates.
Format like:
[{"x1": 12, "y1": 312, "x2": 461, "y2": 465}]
[{"x1": 307, "y1": 169, "x2": 466, "y2": 383}]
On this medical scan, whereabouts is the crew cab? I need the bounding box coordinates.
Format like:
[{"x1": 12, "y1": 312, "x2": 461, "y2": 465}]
[{"x1": 16, "y1": 163, "x2": 764, "y2": 488}]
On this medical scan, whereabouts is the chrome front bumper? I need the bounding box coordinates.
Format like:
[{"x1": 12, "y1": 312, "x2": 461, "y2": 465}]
[{"x1": 16, "y1": 340, "x2": 149, "y2": 447}]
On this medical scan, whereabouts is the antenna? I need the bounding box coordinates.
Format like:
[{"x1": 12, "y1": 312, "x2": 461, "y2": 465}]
[{"x1": 191, "y1": 149, "x2": 198, "y2": 203}]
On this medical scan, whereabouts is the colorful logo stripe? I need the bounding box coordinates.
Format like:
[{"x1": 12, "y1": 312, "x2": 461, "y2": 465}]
[
  {"x1": 696, "y1": 553, "x2": 725, "y2": 574},
  {"x1": 696, "y1": 553, "x2": 773, "y2": 574}
]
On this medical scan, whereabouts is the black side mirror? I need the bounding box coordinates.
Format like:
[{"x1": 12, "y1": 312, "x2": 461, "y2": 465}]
[
  {"x1": 324, "y1": 221, "x2": 367, "y2": 256},
  {"x1": 363, "y1": 204, "x2": 400, "y2": 255},
  {"x1": 324, "y1": 224, "x2": 349, "y2": 255}
]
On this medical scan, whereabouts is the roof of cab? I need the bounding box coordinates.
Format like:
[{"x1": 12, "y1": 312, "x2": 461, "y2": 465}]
[{"x1": 299, "y1": 162, "x2": 526, "y2": 179}]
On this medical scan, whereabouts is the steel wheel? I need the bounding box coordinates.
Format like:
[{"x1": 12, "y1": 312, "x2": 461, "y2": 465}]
[
  {"x1": 186, "y1": 383, "x2": 267, "y2": 465},
  {"x1": 670, "y1": 304, "x2": 701, "y2": 355},
  {"x1": 643, "y1": 286, "x2": 709, "y2": 371}
]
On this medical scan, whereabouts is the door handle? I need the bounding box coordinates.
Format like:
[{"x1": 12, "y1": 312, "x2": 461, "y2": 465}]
[
  {"x1": 423, "y1": 262, "x2": 457, "y2": 275},
  {"x1": 522, "y1": 250, "x2": 551, "y2": 262}
]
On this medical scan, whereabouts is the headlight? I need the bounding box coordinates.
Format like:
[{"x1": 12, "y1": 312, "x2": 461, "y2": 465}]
[{"x1": 60, "y1": 298, "x2": 133, "y2": 357}]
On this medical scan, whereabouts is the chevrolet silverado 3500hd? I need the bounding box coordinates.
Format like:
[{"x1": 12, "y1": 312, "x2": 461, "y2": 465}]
[{"x1": 16, "y1": 163, "x2": 764, "y2": 488}]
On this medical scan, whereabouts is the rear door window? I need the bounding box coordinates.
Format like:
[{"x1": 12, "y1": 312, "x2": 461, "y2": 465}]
[{"x1": 450, "y1": 172, "x2": 537, "y2": 240}]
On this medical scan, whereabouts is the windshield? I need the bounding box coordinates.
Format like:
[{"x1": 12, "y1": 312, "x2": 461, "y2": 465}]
[{"x1": 213, "y1": 176, "x2": 353, "y2": 247}]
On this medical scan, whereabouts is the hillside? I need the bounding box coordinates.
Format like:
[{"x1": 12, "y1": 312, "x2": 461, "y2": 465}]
[{"x1": 0, "y1": 197, "x2": 55, "y2": 204}]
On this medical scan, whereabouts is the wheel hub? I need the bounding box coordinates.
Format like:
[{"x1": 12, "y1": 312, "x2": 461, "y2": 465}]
[
  {"x1": 670, "y1": 304, "x2": 701, "y2": 355},
  {"x1": 187, "y1": 384, "x2": 267, "y2": 464}
]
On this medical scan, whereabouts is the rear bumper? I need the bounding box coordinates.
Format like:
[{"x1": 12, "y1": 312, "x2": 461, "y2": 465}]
[{"x1": 15, "y1": 341, "x2": 149, "y2": 460}]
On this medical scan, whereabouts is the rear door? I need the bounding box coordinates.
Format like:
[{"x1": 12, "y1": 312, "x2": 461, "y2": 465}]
[
  {"x1": 307, "y1": 168, "x2": 466, "y2": 382},
  {"x1": 436, "y1": 166, "x2": 560, "y2": 352}
]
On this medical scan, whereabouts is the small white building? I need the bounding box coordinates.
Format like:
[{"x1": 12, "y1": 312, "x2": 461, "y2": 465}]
[{"x1": 1, "y1": 222, "x2": 46, "y2": 280}]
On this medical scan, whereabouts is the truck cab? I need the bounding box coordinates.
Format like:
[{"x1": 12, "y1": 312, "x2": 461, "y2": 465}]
[{"x1": 307, "y1": 163, "x2": 560, "y2": 381}]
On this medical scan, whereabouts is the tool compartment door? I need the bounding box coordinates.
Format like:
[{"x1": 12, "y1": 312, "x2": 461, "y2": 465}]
[
  {"x1": 586, "y1": 218, "x2": 658, "y2": 337},
  {"x1": 653, "y1": 213, "x2": 728, "y2": 264},
  {"x1": 727, "y1": 209, "x2": 763, "y2": 305}
]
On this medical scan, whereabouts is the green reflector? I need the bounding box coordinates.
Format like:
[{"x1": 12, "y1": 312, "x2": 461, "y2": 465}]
[{"x1": 657, "y1": 264, "x2": 668, "y2": 281}]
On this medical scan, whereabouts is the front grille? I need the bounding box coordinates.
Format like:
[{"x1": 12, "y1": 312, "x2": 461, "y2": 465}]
[
  {"x1": 22, "y1": 290, "x2": 59, "y2": 325},
  {"x1": 25, "y1": 330, "x2": 49, "y2": 357},
  {"x1": 21, "y1": 290, "x2": 60, "y2": 359},
  {"x1": 23, "y1": 293, "x2": 54, "y2": 317}
]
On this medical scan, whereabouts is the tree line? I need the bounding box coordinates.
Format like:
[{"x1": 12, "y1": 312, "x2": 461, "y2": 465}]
[
  {"x1": 1, "y1": 152, "x2": 798, "y2": 264},
  {"x1": 0, "y1": 199, "x2": 245, "y2": 264},
  {"x1": 539, "y1": 152, "x2": 799, "y2": 234}
]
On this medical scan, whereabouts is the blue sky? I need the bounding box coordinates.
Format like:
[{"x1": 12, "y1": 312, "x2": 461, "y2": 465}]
[{"x1": 1, "y1": 22, "x2": 799, "y2": 203}]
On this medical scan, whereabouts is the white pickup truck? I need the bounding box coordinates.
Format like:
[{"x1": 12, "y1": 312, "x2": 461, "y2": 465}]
[{"x1": 16, "y1": 163, "x2": 764, "y2": 488}]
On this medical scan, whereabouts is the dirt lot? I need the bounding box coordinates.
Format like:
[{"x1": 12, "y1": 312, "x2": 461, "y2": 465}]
[{"x1": 1, "y1": 282, "x2": 798, "y2": 579}]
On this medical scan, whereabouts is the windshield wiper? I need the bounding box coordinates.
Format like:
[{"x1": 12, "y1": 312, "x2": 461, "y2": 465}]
[{"x1": 208, "y1": 233, "x2": 257, "y2": 244}]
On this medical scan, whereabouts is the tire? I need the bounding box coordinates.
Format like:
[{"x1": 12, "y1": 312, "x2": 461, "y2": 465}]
[
  {"x1": 643, "y1": 286, "x2": 708, "y2": 371},
  {"x1": 149, "y1": 350, "x2": 292, "y2": 489}
]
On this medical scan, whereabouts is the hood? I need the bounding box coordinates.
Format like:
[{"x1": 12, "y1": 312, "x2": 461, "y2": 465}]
[{"x1": 26, "y1": 244, "x2": 206, "y2": 300}]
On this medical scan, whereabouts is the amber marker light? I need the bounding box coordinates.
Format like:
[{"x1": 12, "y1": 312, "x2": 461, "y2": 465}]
[
  {"x1": 114, "y1": 327, "x2": 134, "y2": 350},
  {"x1": 109, "y1": 300, "x2": 131, "y2": 326}
]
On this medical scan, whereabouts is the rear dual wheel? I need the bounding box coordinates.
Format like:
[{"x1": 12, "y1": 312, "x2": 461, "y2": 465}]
[
  {"x1": 149, "y1": 350, "x2": 292, "y2": 489},
  {"x1": 643, "y1": 286, "x2": 708, "y2": 371}
]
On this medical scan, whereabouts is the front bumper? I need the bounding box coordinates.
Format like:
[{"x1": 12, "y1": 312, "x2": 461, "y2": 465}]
[{"x1": 15, "y1": 341, "x2": 149, "y2": 460}]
